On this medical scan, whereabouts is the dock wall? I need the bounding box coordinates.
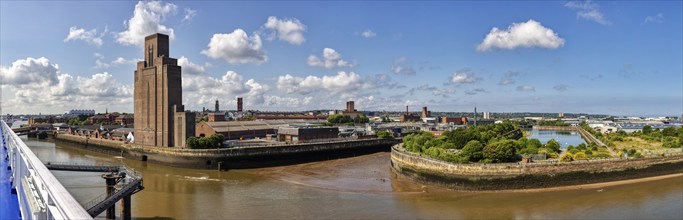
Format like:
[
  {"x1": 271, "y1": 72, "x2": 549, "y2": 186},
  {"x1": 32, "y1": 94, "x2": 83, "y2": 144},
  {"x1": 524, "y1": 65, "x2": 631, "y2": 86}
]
[{"x1": 391, "y1": 144, "x2": 683, "y2": 190}]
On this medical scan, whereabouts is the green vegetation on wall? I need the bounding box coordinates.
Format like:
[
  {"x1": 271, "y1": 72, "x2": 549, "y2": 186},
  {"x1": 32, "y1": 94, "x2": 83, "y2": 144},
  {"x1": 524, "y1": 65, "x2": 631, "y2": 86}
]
[{"x1": 402, "y1": 121, "x2": 562, "y2": 163}]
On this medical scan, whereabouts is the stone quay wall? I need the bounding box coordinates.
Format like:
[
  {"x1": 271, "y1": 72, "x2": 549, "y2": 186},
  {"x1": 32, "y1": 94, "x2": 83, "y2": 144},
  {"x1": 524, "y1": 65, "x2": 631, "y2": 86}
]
[
  {"x1": 391, "y1": 144, "x2": 683, "y2": 190},
  {"x1": 54, "y1": 134, "x2": 400, "y2": 169}
]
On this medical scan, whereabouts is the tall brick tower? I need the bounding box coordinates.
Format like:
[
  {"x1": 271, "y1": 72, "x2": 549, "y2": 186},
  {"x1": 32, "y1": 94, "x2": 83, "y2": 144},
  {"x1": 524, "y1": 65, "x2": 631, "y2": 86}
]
[{"x1": 134, "y1": 33, "x2": 194, "y2": 147}]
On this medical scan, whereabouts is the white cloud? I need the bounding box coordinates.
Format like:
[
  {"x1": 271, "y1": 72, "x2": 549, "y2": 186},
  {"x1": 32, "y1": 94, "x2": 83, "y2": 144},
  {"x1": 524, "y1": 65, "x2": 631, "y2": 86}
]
[
  {"x1": 182, "y1": 70, "x2": 269, "y2": 107},
  {"x1": 201, "y1": 29, "x2": 268, "y2": 64},
  {"x1": 116, "y1": 1, "x2": 177, "y2": 46},
  {"x1": 276, "y1": 71, "x2": 364, "y2": 95},
  {"x1": 182, "y1": 8, "x2": 197, "y2": 22},
  {"x1": 361, "y1": 30, "x2": 376, "y2": 38},
  {"x1": 264, "y1": 16, "x2": 306, "y2": 45},
  {"x1": 1, "y1": 57, "x2": 59, "y2": 86},
  {"x1": 177, "y1": 56, "x2": 205, "y2": 75},
  {"x1": 307, "y1": 48, "x2": 354, "y2": 69},
  {"x1": 516, "y1": 85, "x2": 535, "y2": 92},
  {"x1": 1, "y1": 57, "x2": 133, "y2": 113},
  {"x1": 477, "y1": 19, "x2": 565, "y2": 52},
  {"x1": 450, "y1": 69, "x2": 481, "y2": 84},
  {"x1": 111, "y1": 57, "x2": 139, "y2": 66},
  {"x1": 64, "y1": 26, "x2": 105, "y2": 47},
  {"x1": 391, "y1": 57, "x2": 416, "y2": 75},
  {"x1": 644, "y1": 13, "x2": 665, "y2": 24},
  {"x1": 565, "y1": 0, "x2": 611, "y2": 26}
]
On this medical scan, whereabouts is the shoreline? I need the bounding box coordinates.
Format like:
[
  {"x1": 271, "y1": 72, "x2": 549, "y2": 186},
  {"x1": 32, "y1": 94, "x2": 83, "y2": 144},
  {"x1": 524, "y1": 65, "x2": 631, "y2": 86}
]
[
  {"x1": 477, "y1": 173, "x2": 683, "y2": 193},
  {"x1": 253, "y1": 151, "x2": 682, "y2": 195}
]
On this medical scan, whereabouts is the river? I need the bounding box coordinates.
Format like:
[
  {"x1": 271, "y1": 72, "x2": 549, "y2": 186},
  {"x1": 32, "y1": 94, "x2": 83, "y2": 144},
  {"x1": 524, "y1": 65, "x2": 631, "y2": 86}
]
[{"x1": 24, "y1": 137, "x2": 683, "y2": 219}]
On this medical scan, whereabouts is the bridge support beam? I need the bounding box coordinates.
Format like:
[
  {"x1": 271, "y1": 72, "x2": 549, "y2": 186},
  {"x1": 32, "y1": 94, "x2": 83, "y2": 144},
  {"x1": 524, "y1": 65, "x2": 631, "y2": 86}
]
[
  {"x1": 121, "y1": 195, "x2": 131, "y2": 220},
  {"x1": 103, "y1": 173, "x2": 119, "y2": 220}
]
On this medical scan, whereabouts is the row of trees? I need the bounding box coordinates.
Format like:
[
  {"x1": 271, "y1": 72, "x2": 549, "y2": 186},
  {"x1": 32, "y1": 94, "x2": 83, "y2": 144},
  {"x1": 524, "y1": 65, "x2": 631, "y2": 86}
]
[
  {"x1": 326, "y1": 114, "x2": 370, "y2": 124},
  {"x1": 186, "y1": 134, "x2": 225, "y2": 149},
  {"x1": 537, "y1": 119, "x2": 570, "y2": 126},
  {"x1": 403, "y1": 121, "x2": 561, "y2": 163}
]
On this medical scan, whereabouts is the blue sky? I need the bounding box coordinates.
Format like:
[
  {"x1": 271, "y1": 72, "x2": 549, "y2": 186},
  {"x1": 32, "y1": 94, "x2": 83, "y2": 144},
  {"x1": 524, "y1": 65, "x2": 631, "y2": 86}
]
[{"x1": 1, "y1": 1, "x2": 681, "y2": 117}]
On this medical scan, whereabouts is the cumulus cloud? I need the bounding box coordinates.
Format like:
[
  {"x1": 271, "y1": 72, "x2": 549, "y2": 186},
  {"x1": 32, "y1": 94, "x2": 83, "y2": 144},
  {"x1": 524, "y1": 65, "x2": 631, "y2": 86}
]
[
  {"x1": 516, "y1": 85, "x2": 535, "y2": 92},
  {"x1": 177, "y1": 56, "x2": 205, "y2": 75},
  {"x1": 450, "y1": 69, "x2": 481, "y2": 84},
  {"x1": 116, "y1": 1, "x2": 177, "y2": 46},
  {"x1": 64, "y1": 26, "x2": 106, "y2": 47},
  {"x1": 307, "y1": 48, "x2": 355, "y2": 69},
  {"x1": 201, "y1": 29, "x2": 268, "y2": 64},
  {"x1": 553, "y1": 84, "x2": 569, "y2": 92},
  {"x1": 361, "y1": 30, "x2": 376, "y2": 38},
  {"x1": 264, "y1": 16, "x2": 306, "y2": 45},
  {"x1": 1, "y1": 57, "x2": 59, "y2": 85},
  {"x1": 182, "y1": 8, "x2": 197, "y2": 22},
  {"x1": 182, "y1": 70, "x2": 269, "y2": 107},
  {"x1": 644, "y1": 13, "x2": 665, "y2": 24},
  {"x1": 391, "y1": 57, "x2": 416, "y2": 75},
  {"x1": 565, "y1": 0, "x2": 611, "y2": 26},
  {"x1": 1, "y1": 57, "x2": 133, "y2": 113},
  {"x1": 276, "y1": 71, "x2": 364, "y2": 95},
  {"x1": 477, "y1": 19, "x2": 565, "y2": 52}
]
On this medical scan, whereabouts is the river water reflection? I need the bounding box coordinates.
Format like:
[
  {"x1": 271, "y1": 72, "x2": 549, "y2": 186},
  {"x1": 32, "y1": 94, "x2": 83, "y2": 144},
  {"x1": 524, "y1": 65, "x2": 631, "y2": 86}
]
[{"x1": 24, "y1": 137, "x2": 682, "y2": 219}]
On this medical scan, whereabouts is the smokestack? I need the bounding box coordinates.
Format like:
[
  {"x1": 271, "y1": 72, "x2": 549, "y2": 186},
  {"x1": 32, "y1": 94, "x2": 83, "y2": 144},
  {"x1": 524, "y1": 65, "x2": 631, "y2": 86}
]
[
  {"x1": 215, "y1": 100, "x2": 219, "y2": 112},
  {"x1": 474, "y1": 107, "x2": 477, "y2": 126},
  {"x1": 237, "y1": 97, "x2": 243, "y2": 112},
  {"x1": 406, "y1": 105, "x2": 409, "y2": 114}
]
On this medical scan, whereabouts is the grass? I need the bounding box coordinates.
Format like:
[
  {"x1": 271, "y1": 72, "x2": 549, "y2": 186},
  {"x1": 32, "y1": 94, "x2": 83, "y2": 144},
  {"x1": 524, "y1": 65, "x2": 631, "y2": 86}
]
[{"x1": 611, "y1": 137, "x2": 664, "y2": 151}]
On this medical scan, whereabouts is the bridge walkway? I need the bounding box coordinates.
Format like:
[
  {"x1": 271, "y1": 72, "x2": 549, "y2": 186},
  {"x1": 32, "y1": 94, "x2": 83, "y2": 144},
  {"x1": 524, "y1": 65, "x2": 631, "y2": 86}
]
[
  {"x1": 1, "y1": 130, "x2": 21, "y2": 219},
  {"x1": 44, "y1": 162, "x2": 144, "y2": 218}
]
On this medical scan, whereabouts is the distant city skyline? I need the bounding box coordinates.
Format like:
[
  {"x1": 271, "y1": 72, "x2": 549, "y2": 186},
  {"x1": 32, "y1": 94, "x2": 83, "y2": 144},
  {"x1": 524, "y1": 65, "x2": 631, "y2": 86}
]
[{"x1": 1, "y1": 1, "x2": 681, "y2": 117}]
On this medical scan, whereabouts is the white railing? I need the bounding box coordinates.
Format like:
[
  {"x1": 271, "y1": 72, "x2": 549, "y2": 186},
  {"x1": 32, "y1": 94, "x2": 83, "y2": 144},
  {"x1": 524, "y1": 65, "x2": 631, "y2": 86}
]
[{"x1": 1, "y1": 120, "x2": 92, "y2": 220}]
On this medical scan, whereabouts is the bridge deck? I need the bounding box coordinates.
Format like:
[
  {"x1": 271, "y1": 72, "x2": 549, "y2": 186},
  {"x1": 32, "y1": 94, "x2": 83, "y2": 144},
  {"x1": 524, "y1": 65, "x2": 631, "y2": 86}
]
[{"x1": 1, "y1": 135, "x2": 21, "y2": 219}]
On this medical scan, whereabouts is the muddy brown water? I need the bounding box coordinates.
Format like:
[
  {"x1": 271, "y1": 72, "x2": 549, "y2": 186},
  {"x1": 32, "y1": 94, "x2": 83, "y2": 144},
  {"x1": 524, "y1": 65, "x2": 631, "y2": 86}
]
[{"x1": 24, "y1": 137, "x2": 683, "y2": 219}]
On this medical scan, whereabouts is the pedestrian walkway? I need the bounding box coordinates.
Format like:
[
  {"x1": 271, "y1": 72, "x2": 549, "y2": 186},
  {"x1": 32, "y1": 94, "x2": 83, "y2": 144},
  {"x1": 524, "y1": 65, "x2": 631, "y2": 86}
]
[{"x1": 1, "y1": 129, "x2": 21, "y2": 220}]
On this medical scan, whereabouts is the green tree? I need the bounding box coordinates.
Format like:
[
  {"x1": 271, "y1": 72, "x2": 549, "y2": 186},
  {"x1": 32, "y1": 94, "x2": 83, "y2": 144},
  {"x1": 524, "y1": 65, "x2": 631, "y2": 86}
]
[
  {"x1": 642, "y1": 125, "x2": 653, "y2": 135},
  {"x1": 186, "y1": 137, "x2": 199, "y2": 148},
  {"x1": 461, "y1": 140, "x2": 484, "y2": 162},
  {"x1": 544, "y1": 139, "x2": 561, "y2": 152},
  {"x1": 483, "y1": 140, "x2": 517, "y2": 163},
  {"x1": 198, "y1": 137, "x2": 211, "y2": 148},
  {"x1": 662, "y1": 127, "x2": 677, "y2": 137}
]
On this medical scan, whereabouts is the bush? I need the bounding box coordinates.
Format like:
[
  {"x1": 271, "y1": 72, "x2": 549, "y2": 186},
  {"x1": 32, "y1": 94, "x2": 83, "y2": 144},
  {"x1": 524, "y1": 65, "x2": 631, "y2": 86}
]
[
  {"x1": 591, "y1": 152, "x2": 611, "y2": 158},
  {"x1": 561, "y1": 153, "x2": 573, "y2": 162},
  {"x1": 545, "y1": 139, "x2": 561, "y2": 152},
  {"x1": 186, "y1": 137, "x2": 199, "y2": 148},
  {"x1": 584, "y1": 150, "x2": 593, "y2": 155},
  {"x1": 376, "y1": 131, "x2": 392, "y2": 138},
  {"x1": 573, "y1": 152, "x2": 587, "y2": 160},
  {"x1": 628, "y1": 149, "x2": 637, "y2": 156},
  {"x1": 634, "y1": 152, "x2": 643, "y2": 158}
]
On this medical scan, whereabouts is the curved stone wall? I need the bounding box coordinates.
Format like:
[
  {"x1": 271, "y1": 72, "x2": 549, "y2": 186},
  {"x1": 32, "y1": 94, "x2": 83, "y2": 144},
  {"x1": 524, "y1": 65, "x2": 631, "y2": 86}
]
[{"x1": 391, "y1": 144, "x2": 683, "y2": 190}]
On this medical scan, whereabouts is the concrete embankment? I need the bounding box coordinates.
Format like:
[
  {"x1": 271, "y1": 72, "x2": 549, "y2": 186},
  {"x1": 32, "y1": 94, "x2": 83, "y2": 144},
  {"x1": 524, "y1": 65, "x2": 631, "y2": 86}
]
[
  {"x1": 391, "y1": 144, "x2": 683, "y2": 190},
  {"x1": 54, "y1": 134, "x2": 401, "y2": 169}
]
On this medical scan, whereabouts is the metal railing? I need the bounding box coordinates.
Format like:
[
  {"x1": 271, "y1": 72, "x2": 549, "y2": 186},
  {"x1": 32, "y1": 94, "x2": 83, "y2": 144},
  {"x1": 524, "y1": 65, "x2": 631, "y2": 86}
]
[{"x1": 2, "y1": 120, "x2": 92, "y2": 219}]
